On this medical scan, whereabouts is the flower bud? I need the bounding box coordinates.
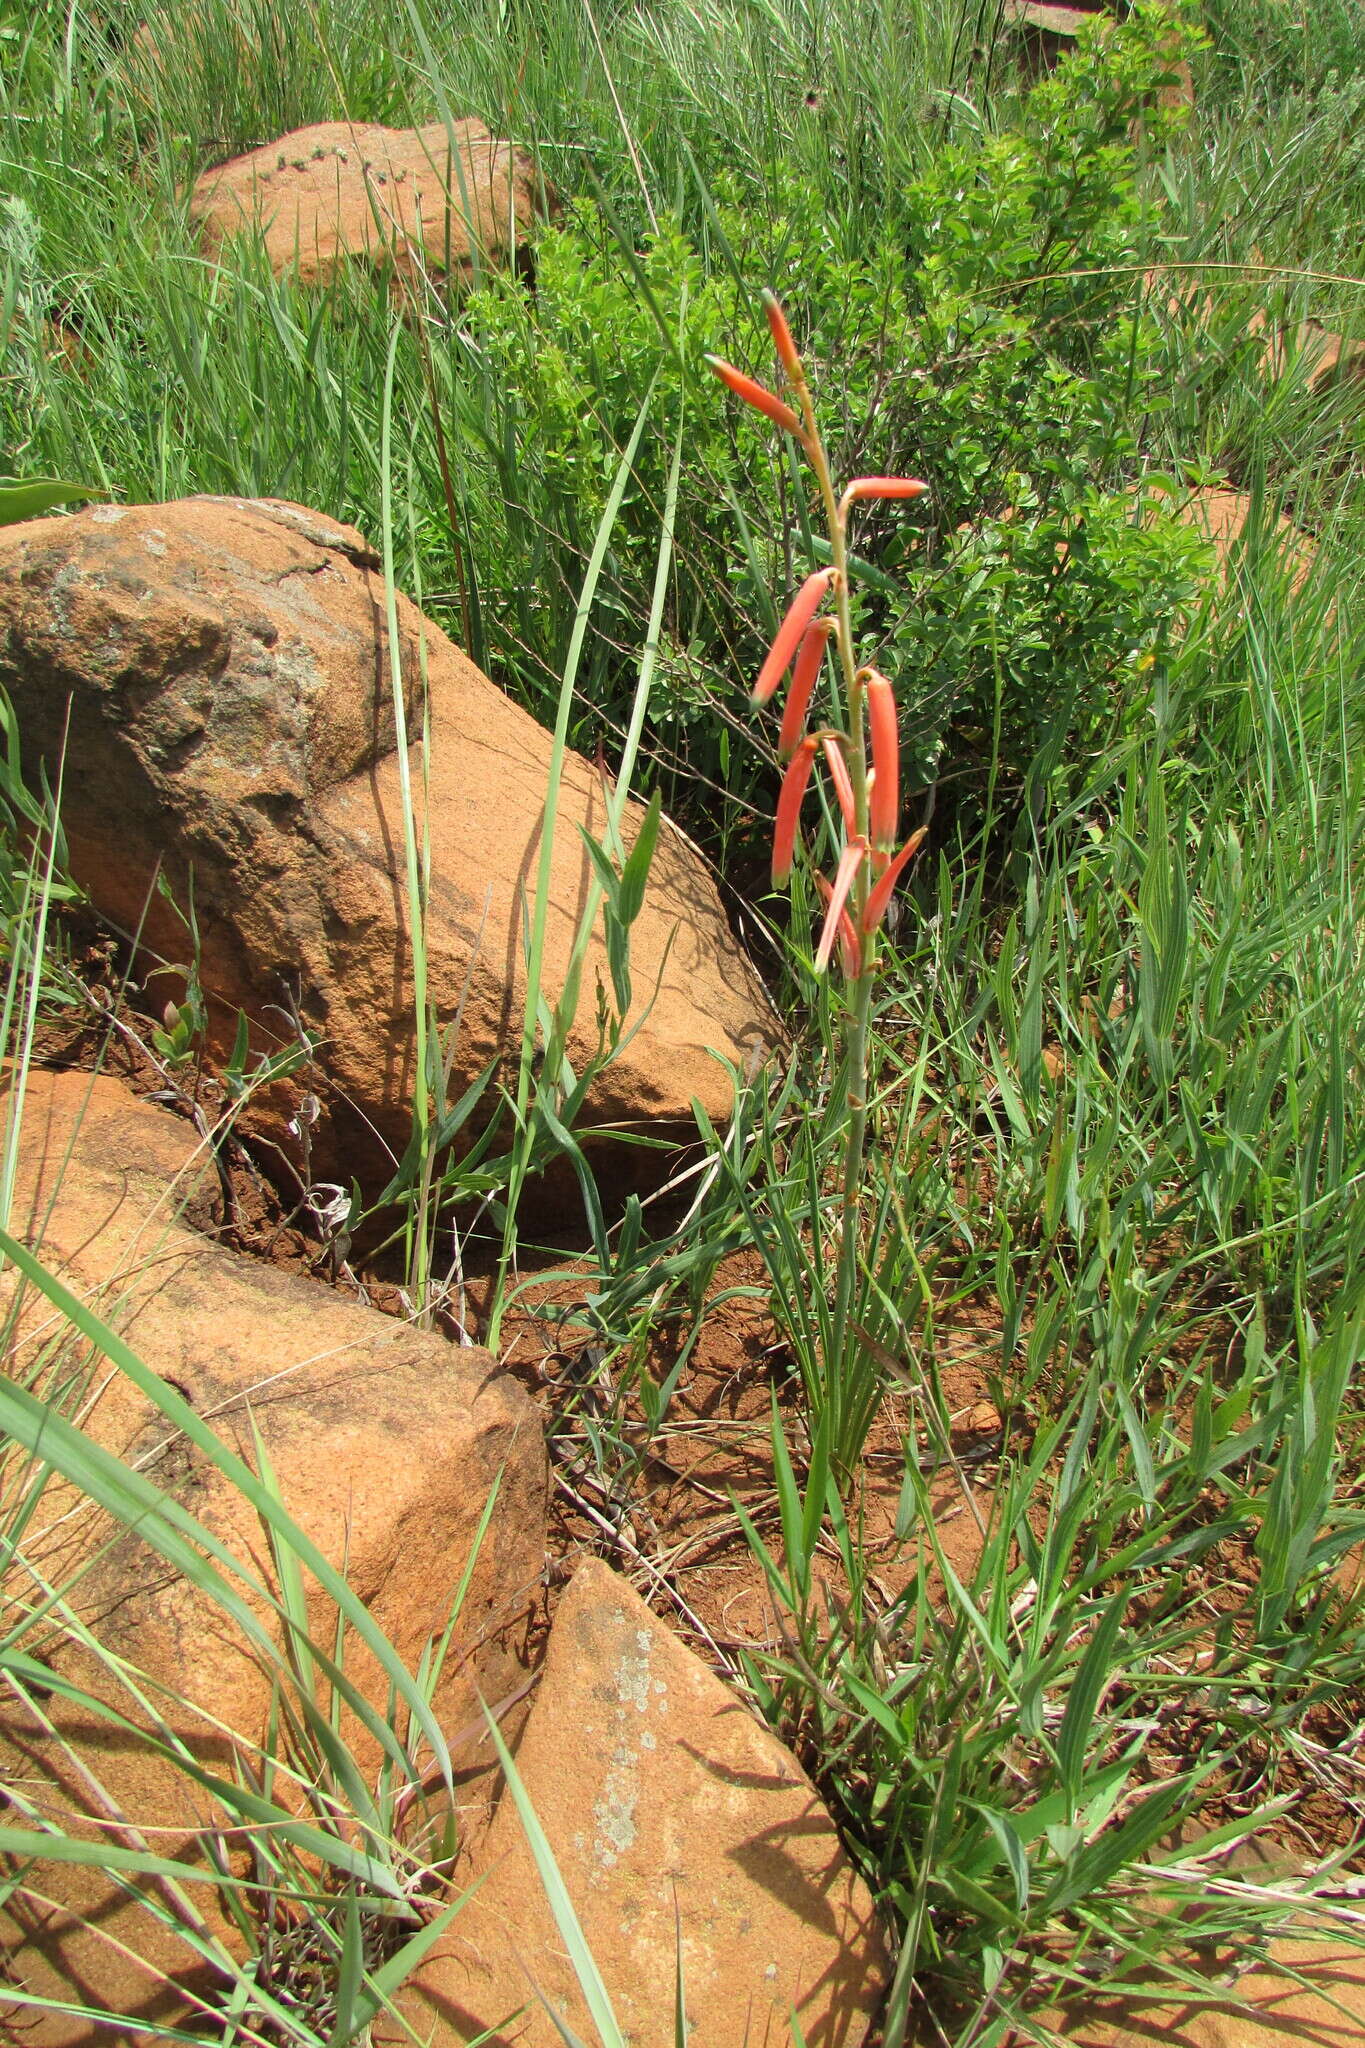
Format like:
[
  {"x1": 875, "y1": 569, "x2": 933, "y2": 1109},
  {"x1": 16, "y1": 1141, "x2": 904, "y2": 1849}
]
[
  {"x1": 761, "y1": 290, "x2": 803, "y2": 380},
  {"x1": 863, "y1": 670, "x2": 899, "y2": 849},
  {"x1": 815, "y1": 839, "x2": 867, "y2": 974},
  {"x1": 706, "y1": 355, "x2": 802, "y2": 437},
  {"x1": 772, "y1": 735, "x2": 819, "y2": 886},
  {"x1": 815, "y1": 872, "x2": 862, "y2": 977},
  {"x1": 861, "y1": 827, "x2": 928, "y2": 933},
  {"x1": 821, "y1": 733, "x2": 857, "y2": 836},
  {"x1": 837, "y1": 476, "x2": 929, "y2": 522},
  {"x1": 777, "y1": 619, "x2": 833, "y2": 758},
  {"x1": 753, "y1": 568, "x2": 836, "y2": 704}
]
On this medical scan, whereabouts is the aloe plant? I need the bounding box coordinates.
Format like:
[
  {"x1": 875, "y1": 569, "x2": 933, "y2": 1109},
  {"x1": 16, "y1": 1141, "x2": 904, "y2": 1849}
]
[{"x1": 708, "y1": 295, "x2": 930, "y2": 1472}]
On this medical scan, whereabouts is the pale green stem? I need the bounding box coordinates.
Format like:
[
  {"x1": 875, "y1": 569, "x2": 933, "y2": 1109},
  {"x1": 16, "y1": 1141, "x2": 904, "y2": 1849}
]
[
  {"x1": 487, "y1": 383, "x2": 657, "y2": 1347},
  {"x1": 380, "y1": 327, "x2": 431, "y2": 1319}
]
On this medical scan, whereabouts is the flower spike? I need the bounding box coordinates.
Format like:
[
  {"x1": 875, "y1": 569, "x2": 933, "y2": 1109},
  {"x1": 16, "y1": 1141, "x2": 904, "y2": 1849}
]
[
  {"x1": 838, "y1": 476, "x2": 929, "y2": 522},
  {"x1": 761, "y1": 290, "x2": 803, "y2": 380},
  {"x1": 863, "y1": 670, "x2": 899, "y2": 849},
  {"x1": 706, "y1": 355, "x2": 802, "y2": 437},
  {"x1": 772, "y1": 735, "x2": 819, "y2": 887},
  {"x1": 778, "y1": 619, "x2": 834, "y2": 759},
  {"x1": 815, "y1": 839, "x2": 868, "y2": 974},
  {"x1": 754, "y1": 568, "x2": 837, "y2": 704},
  {"x1": 861, "y1": 827, "x2": 928, "y2": 933}
]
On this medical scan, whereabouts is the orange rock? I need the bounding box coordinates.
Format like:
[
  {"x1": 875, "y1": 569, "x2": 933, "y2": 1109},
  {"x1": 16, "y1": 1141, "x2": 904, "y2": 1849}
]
[
  {"x1": 0, "y1": 498, "x2": 779, "y2": 1196},
  {"x1": 1064, "y1": 1936, "x2": 1365, "y2": 2048},
  {"x1": 1000, "y1": 0, "x2": 1193, "y2": 110},
  {"x1": 392, "y1": 1558, "x2": 890, "y2": 2047},
  {"x1": 122, "y1": 10, "x2": 248, "y2": 112},
  {"x1": 1152, "y1": 277, "x2": 1364, "y2": 401},
  {"x1": 1159, "y1": 485, "x2": 1316, "y2": 594},
  {"x1": 0, "y1": 1068, "x2": 547, "y2": 2044},
  {"x1": 1000, "y1": 0, "x2": 1111, "y2": 75},
  {"x1": 1258, "y1": 318, "x2": 1365, "y2": 397},
  {"x1": 190, "y1": 119, "x2": 551, "y2": 292},
  {"x1": 1003, "y1": 0, "x2": 1107, "y2": 35}
]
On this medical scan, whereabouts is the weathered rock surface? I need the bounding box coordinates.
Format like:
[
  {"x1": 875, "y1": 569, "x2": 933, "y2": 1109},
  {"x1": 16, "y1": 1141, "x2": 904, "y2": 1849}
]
[
  {"x1": 1065, "y1": 1935, "x2": 1365, "y2": 2048},
  {"x1": 392, "y1": 1558, "x2": 888, "y2": 2048},
  {"x1": 190, "y1": 119, "x2": 549, "y2": 290},
  {"x1": 1003, "y1": 1, "x2": 1106, "y2": 38},
  {"x1": 0, "y1": 1066, "x2": 547, "y2": 2043},
  {"x1": 0, "y1": 498, "x2": 777, "y2": 1193},
  {"x1": 1000, "y1": 0, "x2": 1108, "y2": 78}
]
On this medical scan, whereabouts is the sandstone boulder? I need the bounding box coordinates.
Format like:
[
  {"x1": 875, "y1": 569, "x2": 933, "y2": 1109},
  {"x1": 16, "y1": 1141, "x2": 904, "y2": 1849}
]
[
  {"x1": 1165, "y1": 485, "x2": 1317, "y2": 593},
  {"x1": 0, "y1": 1066, "x2": 547, "y2": 2044},
  {"x1": 1256, "y1": 317, "x2": 1365, "y2": 398},
  {"x1": 1004, "y1": 1, "x2": 1104, "y2": 23},
  {"x1": 392, "y1": 1557, "x2": 889, "y2": 2047},
  {"x1": 1002, "y1": 0, "x2": 1108, "y2": 69},
  {"x1": 190, "y1": 119, "x2": 549, "y2": 292},
  {"x1": 0, "y1": 498, "x2": 777, "y2": 1195},
  {"x1": 1147, "y1": 271, "x2": 1365, "y2": 402}
]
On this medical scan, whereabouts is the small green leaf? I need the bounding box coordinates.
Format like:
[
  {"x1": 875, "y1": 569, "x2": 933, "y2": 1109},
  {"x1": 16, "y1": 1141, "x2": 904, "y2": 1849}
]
[
  {"x1": 1056, "y1": 1591, "x2": 1130, "y2": 1810},
  {"x1": 618, "y1": 790, "x2": 663, "y2": 927},
  {"x1": 578, "y1": 827, "x2": 623, "y2": 910},
  {"x1": 482, "y1": 1708, "x2": 627, "y2": 2048},
  {"x1": 0, "y1": 478, "x2": 104, "y2": 525},
  {"x1": 975, "y1": 1806, "x2": 1031, "y2": 1913}
]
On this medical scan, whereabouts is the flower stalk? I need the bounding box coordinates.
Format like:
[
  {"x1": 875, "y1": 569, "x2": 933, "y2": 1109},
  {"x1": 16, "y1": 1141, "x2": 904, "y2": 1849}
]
[{"x1": 711, "y1": 292, "x2": 929, "y2": 1469}]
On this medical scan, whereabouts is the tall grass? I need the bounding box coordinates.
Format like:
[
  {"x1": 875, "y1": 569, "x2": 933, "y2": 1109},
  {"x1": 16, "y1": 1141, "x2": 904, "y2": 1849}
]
[{"x1": 716, "y1": 513, "x2": 1365, "y2": 2034}]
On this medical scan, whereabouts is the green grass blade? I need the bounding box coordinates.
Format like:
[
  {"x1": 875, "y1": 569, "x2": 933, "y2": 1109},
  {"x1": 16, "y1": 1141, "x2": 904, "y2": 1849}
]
[
  {"x1": 0, "y1": 1227, "x2": 451, "y2": 1786},
  {"x1": 482, "y1": 1706, "x2": 627, "y2": 2048}
]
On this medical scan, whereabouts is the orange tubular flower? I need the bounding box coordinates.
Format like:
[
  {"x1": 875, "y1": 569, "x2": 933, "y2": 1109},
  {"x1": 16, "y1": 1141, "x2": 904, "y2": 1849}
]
[
  {"x1": 837, "y1": 476, "x2": 929, "y2": 522},
  {"x1": 821, "y1": 733, "x2": 857, "y2": 836},
  {"x1": 772, "y1": 735, "x2": 819, "y2": 887},
  {"x1": 706, "y1": 355, "x2": 802, "y2": 437},
  {"x1": 863, "y1": 670, "x2": 899, "y2": 848},
  {"x1": 778, "y1": 619, "x2": 834, "y2": 758},
  {"x1": 815, "y1": 838, "x2": 868, "y2": 974},
  {"x1": 815, "y1": 873, "x2": 862, "y2": 978},
  {"x1": 754, "y1": 568, "x2": 837, "y2": 704},
  {"x1": 762, "y1": 290, "x2": 803, "y2": 380},
  {"x1": 861, "y1": 826, "x2": 928, "y2": 934}
]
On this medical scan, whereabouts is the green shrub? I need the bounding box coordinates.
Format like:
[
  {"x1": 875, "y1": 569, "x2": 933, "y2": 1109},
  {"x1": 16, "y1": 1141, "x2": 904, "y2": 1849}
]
[{"x1": 457, "y1": 7, "x2": 1209, "y2": 838}]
